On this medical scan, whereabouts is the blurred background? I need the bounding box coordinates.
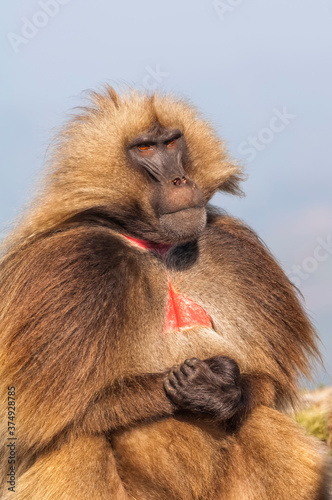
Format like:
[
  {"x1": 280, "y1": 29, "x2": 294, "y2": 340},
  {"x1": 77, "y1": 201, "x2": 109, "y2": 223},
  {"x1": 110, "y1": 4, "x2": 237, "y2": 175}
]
[{"x1": 1, "y1": 0, "x2": 331, "y2": 385}]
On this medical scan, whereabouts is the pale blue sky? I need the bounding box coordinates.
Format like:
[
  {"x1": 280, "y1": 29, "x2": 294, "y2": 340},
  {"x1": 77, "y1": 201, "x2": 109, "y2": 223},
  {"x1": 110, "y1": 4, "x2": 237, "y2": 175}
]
[{"x1": 1, "y1": 0, "x2": 331, "y2": 384}]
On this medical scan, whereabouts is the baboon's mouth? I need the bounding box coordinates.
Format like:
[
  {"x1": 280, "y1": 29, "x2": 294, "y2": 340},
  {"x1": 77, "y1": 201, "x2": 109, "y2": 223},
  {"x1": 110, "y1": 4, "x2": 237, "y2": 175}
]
[{"x1": 161, "y1": 205, "x2": 205, "y2": 216}]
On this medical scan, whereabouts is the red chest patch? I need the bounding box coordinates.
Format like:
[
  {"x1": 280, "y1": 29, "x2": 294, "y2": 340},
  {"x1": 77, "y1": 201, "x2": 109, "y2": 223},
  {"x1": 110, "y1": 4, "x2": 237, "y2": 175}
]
[
  {"x1": 122, "y1": 234, "x2": 213, "y2": 333},
  {"x1": 165, "y1": 280, "x2": 212, "y2": 333}
]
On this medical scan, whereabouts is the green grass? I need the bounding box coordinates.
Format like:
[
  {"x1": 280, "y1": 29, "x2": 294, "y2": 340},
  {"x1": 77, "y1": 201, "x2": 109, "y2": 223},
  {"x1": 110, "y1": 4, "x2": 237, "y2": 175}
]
[{"x1": 295, "y1": 407, "x2": 330, "y2": 442}]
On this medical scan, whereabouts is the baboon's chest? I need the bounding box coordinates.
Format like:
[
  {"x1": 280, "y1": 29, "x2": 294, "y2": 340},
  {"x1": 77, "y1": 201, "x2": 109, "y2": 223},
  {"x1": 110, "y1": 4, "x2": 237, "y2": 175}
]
[{"x1": 123, "y1": 234, "x2": 213, "y2": 333}]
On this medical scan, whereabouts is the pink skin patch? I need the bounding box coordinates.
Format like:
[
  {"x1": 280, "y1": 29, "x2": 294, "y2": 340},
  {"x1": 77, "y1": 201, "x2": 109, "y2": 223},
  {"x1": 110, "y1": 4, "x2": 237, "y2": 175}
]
[
  {"x1": 165, "y1": 281, "x2": 212, "y2": 333},
  {"x1": 122, "y1": 234, "x2": 172, "y2": 257},
  {"x1": 122, "y1": 234, "x2": 213, "y2": 333}
]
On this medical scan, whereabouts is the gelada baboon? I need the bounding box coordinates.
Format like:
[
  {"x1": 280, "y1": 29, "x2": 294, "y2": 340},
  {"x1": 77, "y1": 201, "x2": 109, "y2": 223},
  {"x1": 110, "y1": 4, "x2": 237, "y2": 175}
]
[{"x1": 0, "y1": 87, "x2": 329, "y2": 499}]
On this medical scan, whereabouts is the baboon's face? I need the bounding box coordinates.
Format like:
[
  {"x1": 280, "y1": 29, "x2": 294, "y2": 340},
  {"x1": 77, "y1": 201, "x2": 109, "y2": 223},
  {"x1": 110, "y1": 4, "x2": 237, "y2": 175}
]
[{"x1": 127, "y1": 124, "x2": 206, "y2": 244}]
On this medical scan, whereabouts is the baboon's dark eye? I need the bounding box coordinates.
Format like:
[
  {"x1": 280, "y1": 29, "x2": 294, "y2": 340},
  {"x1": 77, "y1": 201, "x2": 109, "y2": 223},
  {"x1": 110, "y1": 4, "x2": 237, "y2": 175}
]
[
  {"x1": 137, "y1": 144, "x2": 153, "y2": 151},
  {"x1": 166, "y1": 138, "x2": 178, "y2": 148}
]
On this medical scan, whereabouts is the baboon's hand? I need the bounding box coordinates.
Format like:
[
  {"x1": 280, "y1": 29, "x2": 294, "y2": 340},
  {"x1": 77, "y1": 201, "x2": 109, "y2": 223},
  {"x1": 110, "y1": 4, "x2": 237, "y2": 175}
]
[{"x1": 163, "y1": 356, "x2": 243, "y2": 420}]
